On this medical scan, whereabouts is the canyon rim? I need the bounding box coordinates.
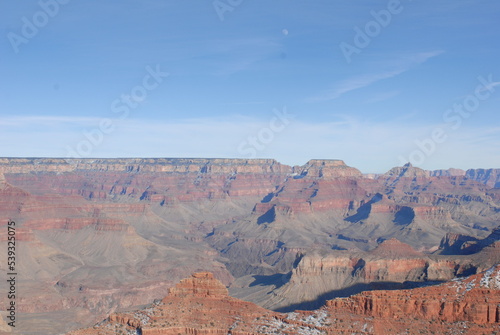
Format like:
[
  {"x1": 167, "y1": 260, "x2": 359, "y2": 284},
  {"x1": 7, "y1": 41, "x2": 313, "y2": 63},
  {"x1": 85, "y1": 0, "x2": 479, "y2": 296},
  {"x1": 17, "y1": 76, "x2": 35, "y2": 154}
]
[{"x1": 0, "y1": 158, "x2": 499, "y2": 334}]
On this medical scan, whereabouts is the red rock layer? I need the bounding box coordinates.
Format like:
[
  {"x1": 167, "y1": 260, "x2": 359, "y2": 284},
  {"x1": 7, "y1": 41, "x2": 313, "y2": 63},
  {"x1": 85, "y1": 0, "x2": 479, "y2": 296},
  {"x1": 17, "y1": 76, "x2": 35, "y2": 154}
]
[
  {"x1": 327, "y1": 264, "x2": 500, "y2": 324},
  {"x1": 370, "y1": 238, "x2": 424, "y2": 258},
  {"x1": 66, "y1": 272, "x2": 332, "y2": 335},
  {"x1": 166, "y1": 272, "x2": 229, "y2": 298},
  {"x1": 295, "y1": 159, "x2": 363, "y2": 178},
  {"x1": 67, "y1": 269, "x2": 500, "y2": 335},
  {"x1": 0, "y1": 158, "x2": 292, "y2": 174}
]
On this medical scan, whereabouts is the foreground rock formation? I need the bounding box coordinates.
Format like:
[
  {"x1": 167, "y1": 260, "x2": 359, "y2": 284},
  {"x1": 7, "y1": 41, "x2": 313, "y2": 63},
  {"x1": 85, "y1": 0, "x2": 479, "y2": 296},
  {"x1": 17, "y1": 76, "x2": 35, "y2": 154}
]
[
  {"x1": 66, "y1": 272, "x2": 327, "y2": 335},
  {"x1": 326, "y1": 264, "x2": 500, "y2": 333},
  {"x1": 1, "y1": 158, "x2": 500, "y2": 333},
  {"x1": 68, "y1": 269, "x2": 500, "y2": 334}
]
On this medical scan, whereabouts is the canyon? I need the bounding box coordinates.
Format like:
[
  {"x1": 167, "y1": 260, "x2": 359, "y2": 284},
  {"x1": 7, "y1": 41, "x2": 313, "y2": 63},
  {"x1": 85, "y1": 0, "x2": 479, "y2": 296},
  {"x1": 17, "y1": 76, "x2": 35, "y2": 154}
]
[
  {"x1": 0, "y1": 158, "x2": 499, "y2": 334},
  {"x1": 68, "y1": 267, "x2": 500, "y2": 334}
]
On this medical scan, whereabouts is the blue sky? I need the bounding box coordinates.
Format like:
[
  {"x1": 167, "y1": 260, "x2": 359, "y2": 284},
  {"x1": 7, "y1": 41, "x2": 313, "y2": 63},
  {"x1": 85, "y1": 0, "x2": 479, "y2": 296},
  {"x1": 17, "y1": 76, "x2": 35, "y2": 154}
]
[{"x1": 1, "y1": 0, "x2": 499, "y2": 173}]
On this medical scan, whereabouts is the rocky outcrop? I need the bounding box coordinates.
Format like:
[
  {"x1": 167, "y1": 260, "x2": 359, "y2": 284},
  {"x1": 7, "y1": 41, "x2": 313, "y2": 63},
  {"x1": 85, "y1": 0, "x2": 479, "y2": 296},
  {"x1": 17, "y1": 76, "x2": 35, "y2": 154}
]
[
  {"x1": 439, "y1": 232, "x2": 480, "y2": 254},
  {"x1": 466, "y1": 168, "x2": 500, "y2": 188},
  {"x1": 384, "y1": 162, "x2": 429, "y2": 178},
  {"x1": 327, "y1": 264, "x2": 500, "y2": 324},
  {"x1": 438, "y1": 226, "x2": 500, "y2": 255},
  {"x1": 370, "y1": 238, "x2": 423, "y2": 258},
  {"x1": 429, "y1": 168, "x2": 466, "y2": 177},
  {"x1": 166, "y1": 272, "x2": 229, "y2": 299},
  {"x1": 66, "y1": 272, "x2": 328, "y2": 335},
  {"x1": 294, "y1": 159, "x2": 363, "y2": 178},
  {"x1": 68, "y1": 270, "x2": 500, "y2": 335}
]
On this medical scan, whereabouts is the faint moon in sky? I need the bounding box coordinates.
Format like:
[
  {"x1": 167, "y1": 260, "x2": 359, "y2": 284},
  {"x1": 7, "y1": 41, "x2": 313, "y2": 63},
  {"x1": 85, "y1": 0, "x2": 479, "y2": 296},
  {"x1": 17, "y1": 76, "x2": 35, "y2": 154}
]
[{"x1": 282, "y1": 29, "x2": 289, "y2": 36}]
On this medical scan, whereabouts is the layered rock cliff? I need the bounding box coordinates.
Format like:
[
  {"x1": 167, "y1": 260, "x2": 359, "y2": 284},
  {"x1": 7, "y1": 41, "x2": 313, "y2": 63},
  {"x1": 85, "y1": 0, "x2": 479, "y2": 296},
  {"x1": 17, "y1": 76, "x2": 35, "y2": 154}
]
[
  {"x1": 67, "y1": 270, "x2": 500, "y2": 335},
  {"x1": 429, "y1": 168, "x2": 466, "y2": 177},
  {"x1": 327, "y1": 264, "x2": 500, "y2": 328},
  {"x1": 249, "y1": 238, "x2": 497, "y2": 312},
  {"x1": 1, "y1": 157, "x2": 500, "y2": 334},
  {"x1": 294, "y1": 159, "x2": 363, "y2": 178},
  {"x1": 466, "y1": 168, "x2": 500, "y2": 188},
  {"x1": 0, "y1": 158, "x2": 292, "y2": 174},
  {"x1": 66, "y1": 272, "x2": 329, "y2": 335}
]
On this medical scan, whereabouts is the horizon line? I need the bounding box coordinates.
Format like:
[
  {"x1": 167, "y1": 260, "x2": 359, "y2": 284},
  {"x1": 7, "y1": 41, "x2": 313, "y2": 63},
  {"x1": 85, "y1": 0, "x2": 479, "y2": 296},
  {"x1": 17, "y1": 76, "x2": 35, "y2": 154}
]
[{"x1": 0, "y1": 156, "x2": 496, "y2": 175}]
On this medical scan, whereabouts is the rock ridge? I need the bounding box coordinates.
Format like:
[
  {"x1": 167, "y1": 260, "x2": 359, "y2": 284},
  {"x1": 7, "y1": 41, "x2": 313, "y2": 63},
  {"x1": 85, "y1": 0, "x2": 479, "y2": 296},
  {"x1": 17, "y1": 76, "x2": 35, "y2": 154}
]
[
  {"x1": 327, "y1": 264, "x2": 500, "y2": 324},
  {"x1": 166, "y1": 272, "x2": 229, "y2": 298},
  {"x1": 67, "y1": 270, "x2": 500, "y2": 334},
  {"x1": 0, "y1": 158, "x2": 292, "y2": 174}
]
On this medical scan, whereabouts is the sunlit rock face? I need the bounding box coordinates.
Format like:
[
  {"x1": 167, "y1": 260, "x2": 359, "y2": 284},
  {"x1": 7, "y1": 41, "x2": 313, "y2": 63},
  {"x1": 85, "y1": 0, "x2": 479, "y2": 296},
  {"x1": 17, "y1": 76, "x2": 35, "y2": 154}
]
[
  {"x1": 68, "y1": 269, "x2": 500, "y2": 335},
  {"x1": 1, "y1": 157, "x2": 500, "y2": 333}
]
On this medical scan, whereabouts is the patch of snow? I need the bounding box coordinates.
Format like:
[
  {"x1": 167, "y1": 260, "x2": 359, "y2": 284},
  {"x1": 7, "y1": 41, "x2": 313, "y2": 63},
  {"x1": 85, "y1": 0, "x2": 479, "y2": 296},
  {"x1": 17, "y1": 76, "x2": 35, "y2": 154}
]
[
  {"x1": 133, "y1": 311, "x2": 151, "y2": 325},
  {"x1": 255, "y1": 317, "x2": 294, "y2": 334},
  {"x1": 465, "y1": 278, "x2": 476, "y2": 292},
  {"x1": 255, "y1": 311, "x2": 330, "y2": 334},
  {"x1": 297, "y1": 327, "x2": 323, "y2": 335},
  {"x1": 300, "y1": 309, "x2": 329, "y2": 327},
  {"x1": 362, "y1": 323, "x2": 368, "y2": 332},
  {"x1": 480, "y1": 267, "x2": 494, "y2": 288},
  {"x1": 451, "y1": 276, "x2": 477, "y2": 294}
]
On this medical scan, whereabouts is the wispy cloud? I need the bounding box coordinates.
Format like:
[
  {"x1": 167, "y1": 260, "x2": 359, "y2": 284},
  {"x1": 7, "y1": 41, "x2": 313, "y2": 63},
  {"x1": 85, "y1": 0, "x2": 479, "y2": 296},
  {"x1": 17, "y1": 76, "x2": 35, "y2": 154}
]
[
  {"x1": 364, "y1": 90, "x2": 400, "y2": 104},
  {"x1": 199, "y1": 37, "x2": 283, "y2": 76},
  {"x1": 308, "y1": 50, "x2": 444, "y2": 102}
]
